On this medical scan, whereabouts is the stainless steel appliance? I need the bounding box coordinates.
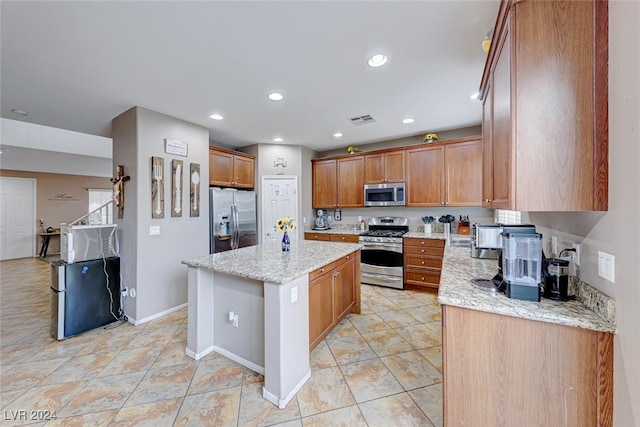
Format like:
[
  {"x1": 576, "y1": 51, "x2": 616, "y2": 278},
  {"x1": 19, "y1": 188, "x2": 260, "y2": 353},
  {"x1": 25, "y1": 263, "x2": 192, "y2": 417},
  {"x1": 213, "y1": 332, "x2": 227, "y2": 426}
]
[
  {"x1": 359, "y1": 217, "x2": 409, "y2": 289},
  {"x1": 364, "y1": 182, "x2": 406, "y2": 207},
  {"x1": 210, "y1": 187, "x2": 257, "y2": 253},
  {"x1": 50, "y1": 257, "x2": 121, "y2": 340},
  {"x1": 470, "y1": 223, "x2": 538, "y2": 259},
  {"x1": 60, "y1": 224, "x2": 118, "y2": 264},
  {"x1": 313, "y1": 209, "x2": 331, "y2": 230}
]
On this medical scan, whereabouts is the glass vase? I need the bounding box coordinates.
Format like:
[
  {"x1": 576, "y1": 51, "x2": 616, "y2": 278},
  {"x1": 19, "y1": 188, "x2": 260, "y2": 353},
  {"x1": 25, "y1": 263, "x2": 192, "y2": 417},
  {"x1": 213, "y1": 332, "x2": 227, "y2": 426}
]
[{"x1": 282, "y1": 230, "x2": 290, "y2": 251}]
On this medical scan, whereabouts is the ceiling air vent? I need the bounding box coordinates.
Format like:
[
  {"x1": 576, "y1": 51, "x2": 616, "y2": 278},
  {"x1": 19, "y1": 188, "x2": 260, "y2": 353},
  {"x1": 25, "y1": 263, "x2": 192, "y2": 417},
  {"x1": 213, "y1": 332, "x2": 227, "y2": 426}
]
[{"x1": 348, "y1": 114, "x2": 377, "y2": 126}]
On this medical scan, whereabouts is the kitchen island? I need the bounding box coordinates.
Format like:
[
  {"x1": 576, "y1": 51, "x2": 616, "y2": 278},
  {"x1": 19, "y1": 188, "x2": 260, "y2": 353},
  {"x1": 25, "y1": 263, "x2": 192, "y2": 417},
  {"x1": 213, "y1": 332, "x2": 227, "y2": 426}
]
[
  {"x1": 182, "y1": 240, "x2": 362, "y2": 409},
  {"x1": 438, "y1": 246, "x2": 615, "y2": 426}
]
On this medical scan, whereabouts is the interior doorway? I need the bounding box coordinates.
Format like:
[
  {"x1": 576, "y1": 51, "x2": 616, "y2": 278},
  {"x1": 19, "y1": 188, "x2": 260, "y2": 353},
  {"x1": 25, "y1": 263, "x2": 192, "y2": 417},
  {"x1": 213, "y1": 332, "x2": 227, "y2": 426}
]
[
  {"x1": 0, "y1": 177, "x2": 36, "y2": 260},
  {"x1": 261, "y1": 176, "x2": 299, "y2": 244}
]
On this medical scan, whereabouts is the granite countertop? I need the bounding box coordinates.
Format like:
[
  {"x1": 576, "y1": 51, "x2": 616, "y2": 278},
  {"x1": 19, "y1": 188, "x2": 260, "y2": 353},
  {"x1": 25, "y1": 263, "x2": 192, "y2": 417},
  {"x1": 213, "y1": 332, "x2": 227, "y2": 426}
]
[
  {"x1": 437, "y1": 246, "x2": 616, "y2": 333},
  {"x1": 182, "y1": 240, "x2": 362, "y2": 285}
]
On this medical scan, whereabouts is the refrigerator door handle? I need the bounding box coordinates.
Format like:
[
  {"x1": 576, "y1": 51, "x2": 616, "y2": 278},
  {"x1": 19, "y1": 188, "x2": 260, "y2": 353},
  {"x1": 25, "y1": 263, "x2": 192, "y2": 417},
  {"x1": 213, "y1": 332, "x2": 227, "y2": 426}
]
[
  {"x1": 229, "y1": 205, "x2": 236, "y2": 249},
  {"x1": 232, "y1": 204, "x2": 240, "y2": 249}
]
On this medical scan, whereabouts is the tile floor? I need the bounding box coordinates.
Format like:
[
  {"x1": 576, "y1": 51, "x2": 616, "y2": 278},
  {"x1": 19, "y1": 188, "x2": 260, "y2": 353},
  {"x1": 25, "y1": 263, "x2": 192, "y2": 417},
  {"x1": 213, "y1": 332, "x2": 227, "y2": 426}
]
[{"x1": 0, "y1": 257, "x2": 443, "y2": 426}]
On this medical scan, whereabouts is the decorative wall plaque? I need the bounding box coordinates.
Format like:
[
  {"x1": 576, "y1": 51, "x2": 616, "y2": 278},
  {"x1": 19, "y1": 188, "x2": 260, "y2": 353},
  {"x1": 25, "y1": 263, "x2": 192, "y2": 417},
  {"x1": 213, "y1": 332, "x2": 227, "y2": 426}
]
[
  {"x1": 190, "y1": 163, "x2": 200, "y2": 217},
  {"x1": 151, "y1": 156, "x2": 164, "y2": 218}
]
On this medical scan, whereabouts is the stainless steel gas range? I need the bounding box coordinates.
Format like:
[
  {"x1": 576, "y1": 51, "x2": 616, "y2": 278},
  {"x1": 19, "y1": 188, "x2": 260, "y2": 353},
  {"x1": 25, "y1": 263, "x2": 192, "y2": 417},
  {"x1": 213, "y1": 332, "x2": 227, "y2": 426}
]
[{"x1": 359, "y1": 217, "x2": 409, "y2": 289}]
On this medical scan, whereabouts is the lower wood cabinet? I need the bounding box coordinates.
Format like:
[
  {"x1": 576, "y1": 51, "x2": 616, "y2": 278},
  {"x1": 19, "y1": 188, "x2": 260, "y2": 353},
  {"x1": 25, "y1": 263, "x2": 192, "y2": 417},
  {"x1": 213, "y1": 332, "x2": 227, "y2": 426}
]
[
  {"x1": 304, "y1": 232, "x2": 359, "y2": 243},
  {"x1": 308, "y1": 250, "x2": 360, "y2": 350},
  {"x1": 403, "y1": 238, "x2": 445, "y2": 291},
  {"x1": 442, "y1": 305, "x2": 613, "y2": 426}
]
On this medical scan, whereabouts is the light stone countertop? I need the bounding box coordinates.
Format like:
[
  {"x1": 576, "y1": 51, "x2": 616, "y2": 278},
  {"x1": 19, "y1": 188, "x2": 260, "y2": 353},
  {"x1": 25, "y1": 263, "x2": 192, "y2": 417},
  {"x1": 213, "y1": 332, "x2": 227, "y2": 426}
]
[
  {"x1": 438, "y1": 246, "x2": 616, "y2": 333},
  {"x1": 182, "y1": 240, "x2": 362, "y2": 285}
]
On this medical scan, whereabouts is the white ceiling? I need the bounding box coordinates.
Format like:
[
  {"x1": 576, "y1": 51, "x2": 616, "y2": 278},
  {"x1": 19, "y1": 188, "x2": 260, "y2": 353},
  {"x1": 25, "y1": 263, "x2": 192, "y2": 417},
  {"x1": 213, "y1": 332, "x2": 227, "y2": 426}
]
[{"x1": 1, "y1": 1, "x2": 499, "y2": 153}]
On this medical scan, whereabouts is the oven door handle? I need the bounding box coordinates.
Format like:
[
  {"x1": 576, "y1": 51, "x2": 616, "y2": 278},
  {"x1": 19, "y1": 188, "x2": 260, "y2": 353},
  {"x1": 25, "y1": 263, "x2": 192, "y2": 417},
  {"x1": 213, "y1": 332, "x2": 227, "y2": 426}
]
[{"x1": 360, "y1": 243, "x2": 402, "y2": 252}]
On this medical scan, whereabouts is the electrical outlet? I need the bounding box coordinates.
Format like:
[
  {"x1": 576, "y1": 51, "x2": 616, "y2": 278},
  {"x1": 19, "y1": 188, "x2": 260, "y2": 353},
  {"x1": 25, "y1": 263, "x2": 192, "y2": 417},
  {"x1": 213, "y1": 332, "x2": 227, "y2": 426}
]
[
  {"x1": 597, "y1": 251, "x2": 615, "y2": 283},
  {"x1": 572, "y1": 243, "x2": 581, "y2": 266},
  {"x1": 128, "y1": 288, "x2": 136, "y2": 298},
  {"x1": 551, "y1": 236, "x2": 558, "y2": 256}
]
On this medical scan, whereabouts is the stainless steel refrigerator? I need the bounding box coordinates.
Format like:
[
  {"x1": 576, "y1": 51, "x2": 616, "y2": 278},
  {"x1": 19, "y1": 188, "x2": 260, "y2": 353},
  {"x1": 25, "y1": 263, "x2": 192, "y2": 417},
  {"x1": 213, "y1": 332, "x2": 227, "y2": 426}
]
[{"x1": 210, "y1": 187, "x2": 257, "y2": 253}]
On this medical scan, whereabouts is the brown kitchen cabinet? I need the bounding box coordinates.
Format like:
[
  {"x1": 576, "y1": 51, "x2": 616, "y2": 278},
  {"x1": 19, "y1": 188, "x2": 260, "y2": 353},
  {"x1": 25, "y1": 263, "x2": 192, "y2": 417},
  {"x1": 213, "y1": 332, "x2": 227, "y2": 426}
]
[
  {"x1": 442, "y1": 305, "x2": 613, "y2": 426},
  {"x1": 209, "y1": 146, "x2": 255, "y2": 189},
  {"x1": 311, "y1": 156, "x2": 364, "y2": 209},
  {"x1": 403, "y1": 238, "x2": 445, "y2": 291},
  {"x1": 304, "y1": 232, "x2": 359, "y2": 243},
  {"x1": 308, "y1": 250, "x2": 360, "y2": 350},
  {"x1": 479, "y1": 0, "x2": 608, "y2": 211},
  {"x1": 406, "y1": 138, "x2": 482, "y2": 207},
  {"x1": 364, "y1": 150, "x2": 405, "y2": 184}
]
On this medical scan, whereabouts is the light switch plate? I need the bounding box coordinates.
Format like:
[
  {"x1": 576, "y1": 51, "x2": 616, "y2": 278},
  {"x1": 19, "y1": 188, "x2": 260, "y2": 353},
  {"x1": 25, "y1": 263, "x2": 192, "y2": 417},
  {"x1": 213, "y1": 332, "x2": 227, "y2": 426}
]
[
  {"x1": 149, "y1": 225, "x2": 160, "y2": 236},
  {"x1": 598, "y1": 251, "x2": 615, "y2": 282}
]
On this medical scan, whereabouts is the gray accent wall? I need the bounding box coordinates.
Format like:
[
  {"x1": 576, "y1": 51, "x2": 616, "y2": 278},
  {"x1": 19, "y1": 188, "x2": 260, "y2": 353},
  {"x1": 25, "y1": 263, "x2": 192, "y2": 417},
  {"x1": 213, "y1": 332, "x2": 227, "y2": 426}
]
[{"x1": 112, "y1": 107, "x2": 209, "y2": 323}]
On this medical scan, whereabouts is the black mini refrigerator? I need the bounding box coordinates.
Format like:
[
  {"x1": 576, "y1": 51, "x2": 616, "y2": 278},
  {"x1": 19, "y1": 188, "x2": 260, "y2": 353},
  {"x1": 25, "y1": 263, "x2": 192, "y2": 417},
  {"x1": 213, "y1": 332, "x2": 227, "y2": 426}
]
[{"x1": 50, "y1": 257, "x2": 121, "y2": 340}]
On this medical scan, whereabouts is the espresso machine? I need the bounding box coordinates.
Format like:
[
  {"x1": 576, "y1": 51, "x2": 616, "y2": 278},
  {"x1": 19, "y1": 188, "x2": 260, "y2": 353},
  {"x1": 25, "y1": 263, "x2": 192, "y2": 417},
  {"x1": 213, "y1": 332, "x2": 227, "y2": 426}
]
[{"x1": 313, "y1": 209, "x2": 331, "y2": 231}]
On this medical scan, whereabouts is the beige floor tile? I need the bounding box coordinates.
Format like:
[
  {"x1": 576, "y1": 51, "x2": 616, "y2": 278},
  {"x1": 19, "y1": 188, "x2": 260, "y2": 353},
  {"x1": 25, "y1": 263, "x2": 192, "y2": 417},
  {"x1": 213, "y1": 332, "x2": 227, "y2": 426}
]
[
  {"x1": 111, "y1": 397, "x2": 183, "y2": 426},
  {"x1": 39, "y1": 352, "x2": 117, "y2": 385},
  {"x1": 411, "y1": 291, "x2": 439, "y2": 305},
  {"x1": 296, "y1": 366, "x2": 355, "y2": 417},
  {"x1": 339, "y1": 359, "x2": 403, "y2": 403},
  {"x1": 376, "y1": 309, "x2": 421, "y2": 329},
  {"x1": 361, "y1": 329, "x2": 414, "y2": 357},
  {"x1": 242, "y1": 367, "x2": 264, "y2": 385},
  {"x1": 0, "y1": 342, "x2": 46, "y2": 365},
  {"x1": 57, "y1": 372, "x2": 145, "y2": 417},
  {"x1": 96, "y1": 346, "x2": 161, "y2": 377},
  {"x1": 124, "y1": 363, "x2": 196, "y2": 406},
  {"x1": 1, "y1": 388, "x2": 26, "y2": 408},
  {"x1": 44, "y1": 410, "x2": 118, "y2": 427},
  {"x1": 187, "y1": 358, "x2": 244, "y2": 395},
  {"x1": 358, "y1": 302, "x2": 375, "y2": 315},
  {"x1": 175, "y1": 387, "x2": 241, "y2": 426},
  {"x1": 150, "y1": 341, "x2": 193, "y2": 369},
  {"x1": 272, "y1": 420, "x2": 303, "y2": 427},
  {"x1": 381, "y1": 351, "x2": 442, "y2": 390},
  {"x1": 395, "y1": 324, "x2": 441, "y2": 349},
  {"x1": 349, "y1": 313, "x2": 391, "y2": 334},
  {"x1": 74, "y1": 329, "x2": 138, "y2": 356},
  {"x1": 237, "y1": 383, "x2": 301, "y2": 426},
  {"x1": 359, "y1": 392, "x2": 434, "y2": 427},
  {"x1": 309, "y1": 340, "x2": 337, "y2": 370},
  {"x1": 386, "y1": 295, "x2": 425, "y2": 309},
  {"x1": 301, "y1": 405, "x2": 367, "y2": 426},
  {"x1": 325, "y1": 318, "x2": 358, "y2": 339},
  {"x1": 0, "y1": 357, "x2": 68, "y2": 392},
  {"x1": 362, "y1": 296, "x2": 400, "y2": 313},
  {"x1": 2, "y1": 381, "x2": 86, "y2": 419},
  {"x1": 425, "y1": 321, "x2": 442, "y2": 335},
  {"x1": 409, "y1": 383, "x2": 443, "y2": 427},
  {"x1": 326, "y1": 335, "x2": 377, "y2": 366},
  {"x1": 404, "y1": 305, "x2": 442, "y2": 323},
  {"x1": 126, "y1": 324, "x2": 179, "y2": 350},
  {"x1": 418, "y1": 346, "x2": 442, "y2": 372}
]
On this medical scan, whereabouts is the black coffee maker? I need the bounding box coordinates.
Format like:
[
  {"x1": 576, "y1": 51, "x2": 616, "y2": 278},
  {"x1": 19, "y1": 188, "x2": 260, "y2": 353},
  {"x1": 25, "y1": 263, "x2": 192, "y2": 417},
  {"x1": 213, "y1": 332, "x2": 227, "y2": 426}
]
[{"x1": 542, "y1": 249, "x2": 575, "y2": 301}]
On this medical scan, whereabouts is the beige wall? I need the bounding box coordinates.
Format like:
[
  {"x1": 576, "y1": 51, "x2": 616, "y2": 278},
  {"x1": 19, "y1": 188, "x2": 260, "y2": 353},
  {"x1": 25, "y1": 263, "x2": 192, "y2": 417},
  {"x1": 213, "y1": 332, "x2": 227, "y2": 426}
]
[
  {"x1": 0, "y1": 169, "x2": 111, "y2": 253},
  {"x1": 527, "y1": 2, "x2": 640, "y2": 424}
]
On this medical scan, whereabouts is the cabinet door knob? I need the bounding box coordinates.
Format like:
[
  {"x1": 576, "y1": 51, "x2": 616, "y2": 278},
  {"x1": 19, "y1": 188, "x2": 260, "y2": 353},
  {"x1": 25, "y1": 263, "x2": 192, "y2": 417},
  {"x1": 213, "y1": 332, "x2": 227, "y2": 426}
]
[
  {"x1": 421, "y1": 276, "x2": 425, "y2": 281},
  {"x1": 421, "y1": 249, "x2": 425, "y2": 253},
  {"x1": 421, "y1": 261, "x2": 425, "y2": 265}
]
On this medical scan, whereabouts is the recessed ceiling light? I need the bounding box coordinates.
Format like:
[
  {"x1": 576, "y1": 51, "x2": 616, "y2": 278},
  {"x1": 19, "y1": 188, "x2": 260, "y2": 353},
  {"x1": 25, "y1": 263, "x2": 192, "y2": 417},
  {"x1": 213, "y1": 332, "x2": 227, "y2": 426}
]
[
  {"x1": 402, "y1": 118, "x2": 415, "y2": 124},
  {"x1": 268, "y1": 92, "x2": 284, "y2": 101},
  {"x1": 210, "y1": 114, "x2": 223, "y2": 120},
  {"x1": 273, "y1": 137, "x2": 283, "y2": 142},
  {"x1": 367, "y1": 54, "x2": 388, "y2": 68},
  {"x1": 11, "y1": 108, "x2": 29, "y2": 116},
  {"x1": 333, "y1": 132, "x2": 343, "y2": 138},
  {"x1": 469, "y1": 92, "x2": 480, "y2": 100}
]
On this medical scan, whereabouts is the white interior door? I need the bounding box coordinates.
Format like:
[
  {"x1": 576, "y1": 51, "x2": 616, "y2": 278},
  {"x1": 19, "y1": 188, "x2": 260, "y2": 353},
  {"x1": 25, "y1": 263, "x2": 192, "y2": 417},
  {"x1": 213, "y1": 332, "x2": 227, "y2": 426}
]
[
  {"x1": 0, "y1": 177, "x2": 36, "y2": 260},
  {"x1": 261, "y1": 176, "x2": 299, "y2": 244}
]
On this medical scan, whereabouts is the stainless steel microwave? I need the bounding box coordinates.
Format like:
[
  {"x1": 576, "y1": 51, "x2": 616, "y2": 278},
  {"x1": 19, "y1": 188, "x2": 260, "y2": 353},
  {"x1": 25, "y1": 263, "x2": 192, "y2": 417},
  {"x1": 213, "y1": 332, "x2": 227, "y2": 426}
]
[{"x1": 364, "y1": 183, "x2": 406, "y2": 207}]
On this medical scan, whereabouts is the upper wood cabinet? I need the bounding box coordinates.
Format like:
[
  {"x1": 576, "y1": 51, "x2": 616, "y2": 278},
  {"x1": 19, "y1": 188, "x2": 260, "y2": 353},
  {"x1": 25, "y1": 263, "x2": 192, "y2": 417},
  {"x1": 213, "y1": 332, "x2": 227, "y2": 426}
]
[
  {"x1": 312, "y1": 156, "x2": 364, "y2": 209},
  {"x1": 364, "y1": 150, "x2": 405, "y2": 184},
  {"x1": 479, "y1": 0, "x2": 608, "y2": 211},
  {"x1": 406, "y1": 138, "x2": 483, "y2": 207},
  {"x1": 209, "y1": 146, "x2": 255, "y2": 189}
]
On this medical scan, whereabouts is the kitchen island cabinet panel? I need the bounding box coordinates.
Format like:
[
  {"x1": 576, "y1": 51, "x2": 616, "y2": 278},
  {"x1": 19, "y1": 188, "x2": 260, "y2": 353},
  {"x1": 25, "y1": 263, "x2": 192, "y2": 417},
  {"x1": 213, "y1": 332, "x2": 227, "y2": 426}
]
[
  {"x1": 442, "y1": 305, "x2": 613, "y2": 426},
  {"x1": 309, "y1": 268, "x2": 335, "y2": 351}
]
